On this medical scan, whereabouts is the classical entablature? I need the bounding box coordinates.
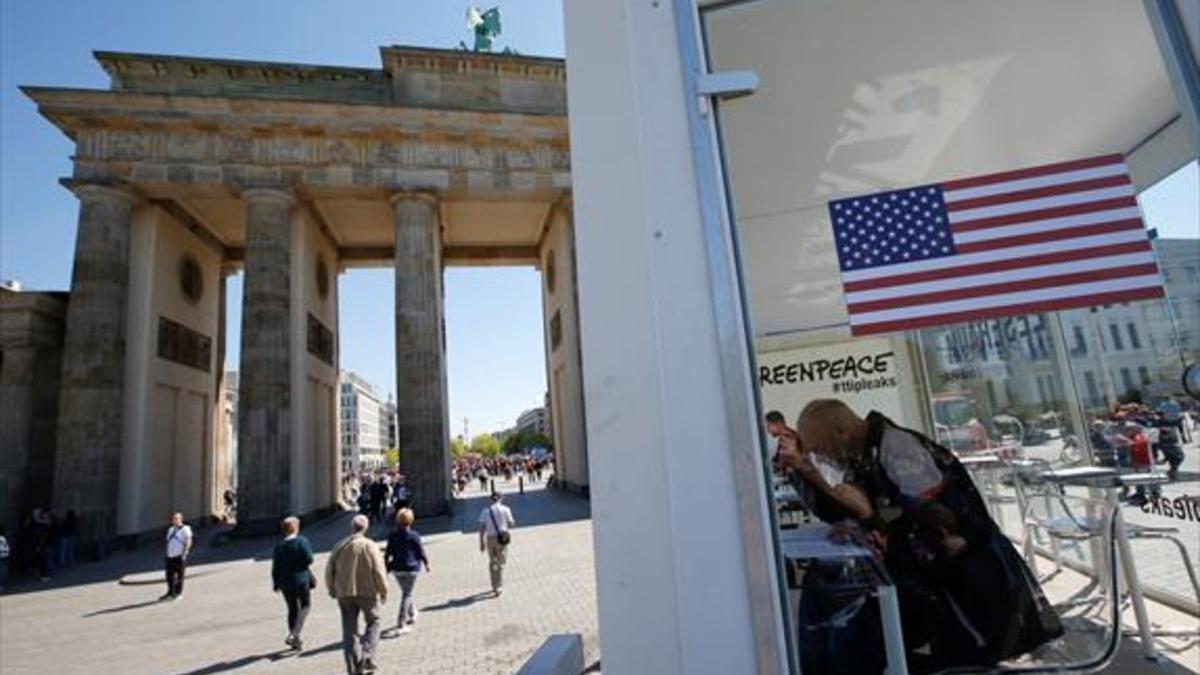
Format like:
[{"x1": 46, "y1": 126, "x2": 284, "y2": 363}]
[{"x1": 24, "y1": 46, "x2": 571, "y2": 267}]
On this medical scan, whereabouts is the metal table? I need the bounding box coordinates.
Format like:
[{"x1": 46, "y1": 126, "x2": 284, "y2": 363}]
[
  {"x1": 1039, "y1": 466, "x2": 1170, "y2": 661},
  {"x1": 780, "y1": 524, "x2": 908, "y2": 675}
]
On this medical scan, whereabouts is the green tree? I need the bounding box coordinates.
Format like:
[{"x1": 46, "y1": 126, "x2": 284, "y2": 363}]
[
  {"x1": 450, "y1": 436, "x2": 468, "y2": 459},
  {"x1": 383, "y1": 447, "x2": 400, "y2": 469},
  {"x1": 523, "y1": 432, "x2": 553, "y2": 451},
  {"x1": 470, "y1": 433, "x2": 501, "y2": 457},
  {"x1": 502, "y1": 433, "x2": 522, "y2": 455}
]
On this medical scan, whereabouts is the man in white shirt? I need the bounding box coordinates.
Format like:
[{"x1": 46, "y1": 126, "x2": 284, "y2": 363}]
[
  {"x1": 477, "y1": 492, "x2": 515, "y2": 596},
  {"x1": 161, "y1": 512, "x2": 193, "y2": 601}
]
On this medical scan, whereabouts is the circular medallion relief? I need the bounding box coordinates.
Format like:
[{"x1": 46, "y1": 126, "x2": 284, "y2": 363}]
[
  {"x1": 179, "y1": 255, "x2": 204, "y2": 305},
  {"x1": 316, "y1": 254, "x2": 330, "y2": 300},
  {"x1": 545, "y1": 249, "x2": 557, "y2": 294}
]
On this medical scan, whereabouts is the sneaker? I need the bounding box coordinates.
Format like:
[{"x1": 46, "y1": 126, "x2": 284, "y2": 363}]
[
  {"x1": 397, "y1": 625, "x2": 413, "y2": 635},
  {"x1": 408, "y1": 608, "x2": 418, "y2": 624},
  {"x1": 359, "y1": 658, "x2": 378, "y2": 674},
  {"x1": 290, "y1": 638, "x2": 303, "y2": 651},
  {"x1": 159, "y1": 593, "x2": 174, "y2": 601}
]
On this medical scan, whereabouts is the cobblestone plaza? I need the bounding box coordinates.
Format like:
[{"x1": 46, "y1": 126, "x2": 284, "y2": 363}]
[{"x1": 0, "y1": 484, "x2": 598, "y2": 675}]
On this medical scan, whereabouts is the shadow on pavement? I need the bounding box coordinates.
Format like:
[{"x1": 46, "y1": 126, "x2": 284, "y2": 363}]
[
  {"x1": 420, "y1": 590, "x2": 495, "y2": 612},
  {"x1": 2, "y1": 509, "x2": 355, "y2": 598},
  {"x1": 3, "y1": 485, "x2": 590, "y2": 599},
  {"x1": 444, "y1": 486, "x2": 591, "y2": 536},
  {"x1": 172, "y1": 648, "x2": 296, "y2": 675},
  {"x1": 297, "y1": 641, "x2": 343, "y2": 658},
  {"x1": 81, "y1": 597, "x2": 165, "y2": 618}
]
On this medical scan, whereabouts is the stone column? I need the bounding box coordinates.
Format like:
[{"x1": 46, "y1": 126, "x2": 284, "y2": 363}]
[
  {"x1": 53, "y1": 184, "x2": 136, "y2": 552},
  {"x1": 0, "y1": 347, "x2": 37, "y2": 535},
  {"x1": 392, "y1": 192, "x2": 449, "y2": 517},
  {"x1": 236, "y1": 188, "x2": 295, "y2": 533}
]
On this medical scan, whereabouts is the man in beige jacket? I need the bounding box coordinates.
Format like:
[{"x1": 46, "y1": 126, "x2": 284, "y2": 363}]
[{"x1": 326, "y1": 514, "x2": 388, "y2": 675}]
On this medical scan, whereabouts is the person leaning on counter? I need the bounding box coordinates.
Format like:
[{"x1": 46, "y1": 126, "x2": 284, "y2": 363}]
[{"x1": 775, "y1": 399, "x2": 1063, "y2": 674}]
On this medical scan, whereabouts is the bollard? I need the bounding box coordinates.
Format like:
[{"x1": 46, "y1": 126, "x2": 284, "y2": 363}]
[
  {"x1": 490, "y1": 478, "x2": 495, "y2": 493},
  {"x1": 519, "y1": 475, "x2": 525, "y2": 494}
]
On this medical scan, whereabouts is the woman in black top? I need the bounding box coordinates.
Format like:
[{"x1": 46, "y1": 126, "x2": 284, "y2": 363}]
[
  {"x1": 271, "y1": 516, "x2": 315, "y2": 650},
  {"x1": 384, "y1": 508, "x2": 430, "y2": 636}
]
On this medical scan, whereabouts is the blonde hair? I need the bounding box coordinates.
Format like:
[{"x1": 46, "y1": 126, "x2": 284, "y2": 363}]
[
  {"x1": 395, "y1": 508, "x2": 415, "y2": 528},
  {"x1": 798, "y1": 399, "x2": 859, "y2": 432},
  {"x1": 797, "y1": 399, "x2": 862, "y2": 453},
  {"x1": 280, "y1": 516, "x2": 300, "y2": 535}
]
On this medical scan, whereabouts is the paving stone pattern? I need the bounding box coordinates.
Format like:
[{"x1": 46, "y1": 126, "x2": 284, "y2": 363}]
[{"x1": 0, "y1": 482, "x2": 599, "y2": 675}]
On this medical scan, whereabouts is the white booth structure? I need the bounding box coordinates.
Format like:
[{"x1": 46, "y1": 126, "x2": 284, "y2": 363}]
[{"x1": 565, "y1": 1, "x2": 1199, "y2": 672}]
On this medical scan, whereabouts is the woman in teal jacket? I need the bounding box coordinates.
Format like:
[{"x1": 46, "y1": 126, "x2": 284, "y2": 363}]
[{"x1": 272, "y1": 516, "x2": 315, "y2": 650}]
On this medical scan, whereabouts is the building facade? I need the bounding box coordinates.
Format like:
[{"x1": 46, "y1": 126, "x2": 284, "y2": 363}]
[
  {"x1": 339, "y1": 371, "x2": 388, "y2": 475},
  {"x1": 17, "y1": 45, "x2": 589, "y2": 544},
  {"x1": 516, "y1": 405, "x2": 551, "y2": 437}
]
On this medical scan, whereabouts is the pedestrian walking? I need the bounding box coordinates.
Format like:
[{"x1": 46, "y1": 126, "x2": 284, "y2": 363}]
[
  {"x1": 272, "y1": 516, "x2": 315, "y2": 651},
  {"x1": 477, "y1": 491, "x2": 515, "y2": 596},
  {"x1": 161, "y1": 512, "x2": 192, "y2": 600},
  {"x1": 56, "y1": 510, "x2": 79, "y2": 569},
  {"x1": 326, "y1": 514, "x2": 388, "y2": 675},
  {"x1": 368, "y1": 478, "x2": 389, "y2": 522},
  {"x1": 383, "y1": 508, "x2": 430, "y2": 636}
]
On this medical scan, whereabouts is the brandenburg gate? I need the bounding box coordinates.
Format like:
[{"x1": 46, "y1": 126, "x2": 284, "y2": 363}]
[{"x1": 22, "y1": 46, "x2": 588, "y2": 543}]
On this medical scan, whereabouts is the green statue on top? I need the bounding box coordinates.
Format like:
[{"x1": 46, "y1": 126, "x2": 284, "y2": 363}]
[{"x1": 460, "y1": 6, "x2": 518, "y2": 54}]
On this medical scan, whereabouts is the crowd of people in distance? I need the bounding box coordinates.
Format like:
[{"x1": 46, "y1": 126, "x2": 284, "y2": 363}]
[
  {"x1": 766, "y1": 400, "x2": 1063, "y2": 675},
  {"x1": 451, "y1": 454, "x2": 552, "y2": 494},
  {"x1": 339, "y1": 472, "x2": 414, "y2": 522},
  {"x1": 0, "y1": 507, "x2": 81, "y2": 585},
  {"x1": 1088, "y1": 398, "x2": 1194, "y2": 503}
]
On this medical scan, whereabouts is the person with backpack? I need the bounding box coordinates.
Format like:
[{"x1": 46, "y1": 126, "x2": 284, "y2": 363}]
[
  {"x1": 272, "y1": 516, "x2": 315, "y2": 651},
  {"x1": 477, "y1": 491, "x2": 515, "y2": 596}
]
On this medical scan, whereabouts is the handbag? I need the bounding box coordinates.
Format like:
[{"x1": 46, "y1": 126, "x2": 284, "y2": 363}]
[{"x1": 488, "y1": 506, "x2": 511, "y2": 546}]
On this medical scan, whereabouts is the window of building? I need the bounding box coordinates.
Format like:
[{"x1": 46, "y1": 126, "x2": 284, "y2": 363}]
[
  {"x1": 1108, "y1": 324, "x2": 1124, "y2": 351},
  {"x1": 1083, "y1": 371, "x2": 1099, "y2": 405},
  {"x1": 1071, "y1": 325, "x2": 1087, "y2": 356},
  {"x1": 1127, "y1": 323, "x2": 1141, "y2": 350},
  {"x1": 1138, "y1": 366, "x2": 1151, "y2": 386},
  {"x1": 1120, "y1": 367, "x2": 1134, "y2": 395}
]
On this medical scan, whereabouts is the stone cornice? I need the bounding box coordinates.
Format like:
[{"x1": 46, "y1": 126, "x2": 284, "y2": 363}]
[
  {"x1": 379, "y1": 45, "x2": 565, "y2": 80},
  {"x1": 21, "y1": 87, "x2": 568, "y2": 139},
  {"x1": 85, "y1": 46, "x2": 567, "y2": 116},
  {"x1": 70, "y1": 182, "x2": 140, "y2": 206},
  {"x1": 96, "y1": 50, "x2": 384, "y2": 85},
  {"x1": 389, "y1": 190, "x2": 440, "y2": 208}
]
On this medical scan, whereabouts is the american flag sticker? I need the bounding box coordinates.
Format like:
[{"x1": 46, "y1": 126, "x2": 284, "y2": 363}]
[{"x1": 828, "y1": 154, "x2": 1164, "y2": 336}]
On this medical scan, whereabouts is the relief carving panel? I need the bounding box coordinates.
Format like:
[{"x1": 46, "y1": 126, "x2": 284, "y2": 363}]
[
  {"x1": 307, "y1": 313, "x2": 334, "y2": 366},
  {"x1": 157, "y1": 316, "x2": 212, "y2": 372}
]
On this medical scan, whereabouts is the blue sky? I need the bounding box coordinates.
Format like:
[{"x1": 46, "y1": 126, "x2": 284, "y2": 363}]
[
  {"x1": 2, "y1": 2, "x2": 1197, "y2": 436},
  {"x1": 0, "y1": 1, "x2": 563, "y2": 436}
]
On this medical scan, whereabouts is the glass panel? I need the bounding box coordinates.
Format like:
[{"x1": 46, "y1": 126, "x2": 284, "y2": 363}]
[{"x1": 703, "y1": 0, "x2": 1198, "y2": 671}]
